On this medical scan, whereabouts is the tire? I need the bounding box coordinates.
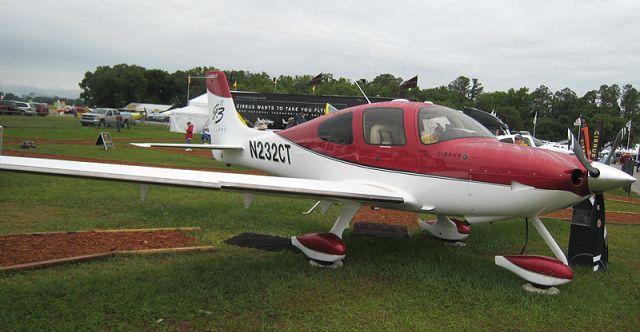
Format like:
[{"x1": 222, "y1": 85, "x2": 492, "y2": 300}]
[{"x1": 99, "y1": 119, "x2": 105, "y2": 127}]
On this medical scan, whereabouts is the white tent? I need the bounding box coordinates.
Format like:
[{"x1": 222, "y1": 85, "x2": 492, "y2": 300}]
[{"x1": 169, "y1": 94, "x2": 209, "y2": 133}]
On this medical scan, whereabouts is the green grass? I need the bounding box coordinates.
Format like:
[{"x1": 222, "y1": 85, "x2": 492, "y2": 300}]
[{"x1": 1, "y1": 116, "x2": 639, "y2": 331}]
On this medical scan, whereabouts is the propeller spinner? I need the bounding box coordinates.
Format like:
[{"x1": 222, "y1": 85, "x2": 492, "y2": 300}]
[{"x1": 569, "y1": 128, "x2": 635, "y2": 193}]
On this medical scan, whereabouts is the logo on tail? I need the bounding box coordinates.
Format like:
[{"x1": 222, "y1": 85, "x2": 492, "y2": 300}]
[{"x1": 213, "y1": 101, "x2": 225, "y2": 124}]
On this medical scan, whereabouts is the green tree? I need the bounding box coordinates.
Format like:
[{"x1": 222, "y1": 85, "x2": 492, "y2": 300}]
[
  {"x1": 468, "y1": 78, "x2": 484, "y2": 101},
  {"x1": 598, "y1": 84, "x2": 621, "y2": 116},
  {"x1": 80, "y1": 64, "x2": 148, "y2": 107},
  {"x1": 364, "y1": 74, "x2": 403, "y2": 98},
  {"x1": 620, "y1": 84, "x2": 639, "y2": 118},
  {"x1": 531, "y1": 85, "x2": 553, "y2": 117},
  {"x1": 447, "y1": 76, "x2": 471, "y2": 108}
]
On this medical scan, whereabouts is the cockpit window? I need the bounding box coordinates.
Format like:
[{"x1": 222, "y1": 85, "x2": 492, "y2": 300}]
[
  {"x1": 363, "y1": 108, "x2": 406, "y2": 146},
  {"x1": 318, "y1": 112, "x2": 353, "y2": 145},
  {"x1": 418, "y1": 105, "x2": 493, "y2": 144}
]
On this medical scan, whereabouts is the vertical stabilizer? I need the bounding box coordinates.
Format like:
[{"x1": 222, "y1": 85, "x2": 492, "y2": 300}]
[{"x1": 206, "y1": 70, "x2": 253, "y2": 145}]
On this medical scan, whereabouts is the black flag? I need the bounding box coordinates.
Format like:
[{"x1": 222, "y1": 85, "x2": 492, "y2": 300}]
[
  {"x1": 308, "y1": 73, "x2": 323, "y2": 86},
  {"x1": 399, "y1": 75, "x2": 418, "y2": 89}
]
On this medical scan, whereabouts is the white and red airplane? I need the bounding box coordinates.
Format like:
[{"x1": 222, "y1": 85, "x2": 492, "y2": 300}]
[{"x1": 0, "y1": 70, "x2": 634, "y2": 290}]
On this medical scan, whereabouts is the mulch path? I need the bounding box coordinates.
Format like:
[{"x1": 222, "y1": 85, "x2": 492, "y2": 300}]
[{"x1": 0, "y1": 229, "x2": 199, "y2": 267}]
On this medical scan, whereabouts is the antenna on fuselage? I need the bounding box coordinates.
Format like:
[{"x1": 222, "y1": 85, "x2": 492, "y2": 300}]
[{"x1": 354, "y1": 80, "x2": 371, "y2": 104}]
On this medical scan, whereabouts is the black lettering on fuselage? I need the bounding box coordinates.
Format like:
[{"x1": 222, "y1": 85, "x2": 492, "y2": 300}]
[{"x1": 248, "y1": 140, "x2": 292, "y2": 164}]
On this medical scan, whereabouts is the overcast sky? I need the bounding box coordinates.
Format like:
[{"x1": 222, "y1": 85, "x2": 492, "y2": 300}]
[{"x1": 1, "y1": 0, "x2": 639, "y2": 98}]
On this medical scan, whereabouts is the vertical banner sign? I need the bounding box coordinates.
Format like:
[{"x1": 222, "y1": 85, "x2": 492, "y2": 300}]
[
  {"x1": 579, "y1": 118, "x2": 591, "y2": 160},
  {"x1": 590, "y1": 121, "x2": 603, "y2": 160}
]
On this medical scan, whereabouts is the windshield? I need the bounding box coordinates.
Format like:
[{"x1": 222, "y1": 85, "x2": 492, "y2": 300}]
[
  {"x1": 418, "y1": 105, "x2": 494, "y2": 144},
  {"x1": 532, "y1": 137, "x2": 544, "y2": 147},
  {"x1": 92, "y1": 108, "x2": 108, "y2": 115}
]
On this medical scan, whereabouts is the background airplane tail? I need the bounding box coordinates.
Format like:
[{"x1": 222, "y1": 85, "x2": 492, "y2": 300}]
[{"x1": 206, "y1": 70, "x2": 254, "y2": 145}]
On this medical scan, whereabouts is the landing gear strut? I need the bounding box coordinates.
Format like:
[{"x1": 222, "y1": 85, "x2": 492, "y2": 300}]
[{"x1": 495, "y1": 216, "x2": 573, "y2": 294}]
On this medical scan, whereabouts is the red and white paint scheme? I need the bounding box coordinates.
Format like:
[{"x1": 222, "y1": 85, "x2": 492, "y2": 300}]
[{"x1": 0, "y1": 70, "x2": 634, "y2": 289}]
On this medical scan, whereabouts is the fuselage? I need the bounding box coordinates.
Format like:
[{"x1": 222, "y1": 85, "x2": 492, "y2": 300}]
[{"x1": 214, "y1": 101, "x2": 590, "y2": 222}]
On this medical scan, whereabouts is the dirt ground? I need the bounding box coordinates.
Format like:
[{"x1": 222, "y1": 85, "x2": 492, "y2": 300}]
[
  {"x1": 2, "y1": 145, "x2": 640, "y2": 268},
  {"x1": 0, "y1": 229, "x2": 198, "y2": 267}
]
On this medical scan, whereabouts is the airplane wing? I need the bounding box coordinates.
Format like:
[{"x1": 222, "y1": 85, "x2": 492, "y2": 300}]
[
  {"x1": 130, "y1": 143, "x2": 243, "y2": 150},
  {"x1": 0, "y1": 156, "x2": 405, "y2": 204}
]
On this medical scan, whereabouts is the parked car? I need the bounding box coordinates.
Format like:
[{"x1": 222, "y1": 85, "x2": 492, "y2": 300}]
[
  {"x1": 0, "y1": 100, "x2": 18, "y2": 115},
  {"x1": 147, "y1": 110, "x2": 171, "y2": 122},
  {"x1": 13, "y1": 101, "x2": 36, "y2": 116},
  {"x1": 81, "y1": 108, "x2": 131, "y2": 127},
  {"x1": 31, "y1": 102, "x2": 49, "y2": 116},
  {"x1": 65, "y1": 106, "x2": 90, "y2": 117},
  {"x1": 118, "y1": 109, "x2": 145, "y2": 121}
]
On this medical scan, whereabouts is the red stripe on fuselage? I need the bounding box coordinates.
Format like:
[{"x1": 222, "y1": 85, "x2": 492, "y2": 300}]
[{"x1": 278, "y1": 102, "x2": 589, "y2": 195}]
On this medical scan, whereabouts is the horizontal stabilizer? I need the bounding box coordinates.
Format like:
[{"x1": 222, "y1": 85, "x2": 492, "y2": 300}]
[{"x1": 130, "y1": 143, "x2": 243, "y2": 150}]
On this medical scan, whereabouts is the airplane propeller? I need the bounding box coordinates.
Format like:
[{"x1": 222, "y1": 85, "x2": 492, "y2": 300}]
[
  {"x1": 569, "y1": 130, "x2": 599, "y2": 178},
  {"x1": 604, "y1": 128, "x2": 625, "y2": 166}
]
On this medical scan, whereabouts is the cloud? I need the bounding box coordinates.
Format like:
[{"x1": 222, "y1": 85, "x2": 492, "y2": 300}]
[{"x1": 1, "y1": 0, "x2": 639, "y2": 97}]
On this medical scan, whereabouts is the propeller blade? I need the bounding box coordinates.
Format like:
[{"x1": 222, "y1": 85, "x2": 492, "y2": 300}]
[
  {"x1": 570, "y1": 132, "x2": 600, "y2": 177},
  {"x1": 604, "y1": 128, "x2": 625, "y2": 165}
]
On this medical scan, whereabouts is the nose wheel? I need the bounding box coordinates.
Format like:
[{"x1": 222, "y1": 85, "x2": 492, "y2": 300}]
[{"x1": 495, "y1": 216, "x2": 573, "y2": 294}]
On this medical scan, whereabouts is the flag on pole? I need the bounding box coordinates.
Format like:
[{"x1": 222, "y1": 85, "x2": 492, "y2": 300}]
[
  {"x1": 308, "y1": 73, "x2": 323, "y2": 86},
  {"x1": 399, "y1": 75, "x2": 418, "y2": 89},
  {"x1": 574, "y1": 116, "x2": 582, "y2": 126},
  {"x1": 533, "y1": 112, "x2": 537, "y2": 125}
]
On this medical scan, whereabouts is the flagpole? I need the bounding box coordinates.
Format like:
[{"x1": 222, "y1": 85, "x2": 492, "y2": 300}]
[
  {"x1": 186, "y1": 75, "x2": 191, "y2": 104},
  {"x1": 576, "y1": 117, "x2": 581, "y2": 149},
  {"x1": 627, "y1": 122, "x2": 631, "y2": 150}
]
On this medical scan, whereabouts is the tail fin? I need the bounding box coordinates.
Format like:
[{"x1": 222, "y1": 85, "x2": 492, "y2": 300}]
[{"x1": 206, "y1": 70, "x2": 253, "y2": 144}]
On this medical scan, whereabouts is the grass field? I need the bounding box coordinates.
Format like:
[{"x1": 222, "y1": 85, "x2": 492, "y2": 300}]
[{"x1": 1, "y1": 115, "x2": 639, "y2": 331}]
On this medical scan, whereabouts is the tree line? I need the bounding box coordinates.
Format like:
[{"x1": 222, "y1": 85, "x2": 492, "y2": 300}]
[{"x1": 4, "y1": 63, "x2": 638, "y2": 144}]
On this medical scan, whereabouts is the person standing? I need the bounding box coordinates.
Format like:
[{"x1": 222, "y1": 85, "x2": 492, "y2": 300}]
[
  {"x1": 115, "y1": 111, "x2": 123, "y2": 132},
  {"x1": 185, "y1": 121, "x2": 194, "y2": 151},
  {"x1": 294, "y1": 111, "x2": 307, "y2": 125}
]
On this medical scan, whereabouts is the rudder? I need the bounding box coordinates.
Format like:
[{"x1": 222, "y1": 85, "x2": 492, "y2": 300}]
[{"x1": 206, "y1": 70, "x2": 253, "y2": 145}]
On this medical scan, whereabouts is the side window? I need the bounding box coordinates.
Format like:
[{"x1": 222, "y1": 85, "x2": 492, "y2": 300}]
[
  {"x1": 318, "y1": 112, "x2": 353, "y2": 145},
  {"x1": 363, "y1": 108, "x2": 406, "y2": 146}
]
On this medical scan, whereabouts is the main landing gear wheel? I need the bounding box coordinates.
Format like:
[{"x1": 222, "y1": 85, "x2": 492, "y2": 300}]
[
  {"x1": 292, "y1": 203, "x2": 359, "y2": 269},
  {"x1": 291, "y1": 232, "x2": 346, "y2": 268},
  {"x1": 522, "y1": 283, "x2": 560, "y2": 295},
  {"x1": 308, "y1": 259, "x2": 344, "y2": 269}
]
